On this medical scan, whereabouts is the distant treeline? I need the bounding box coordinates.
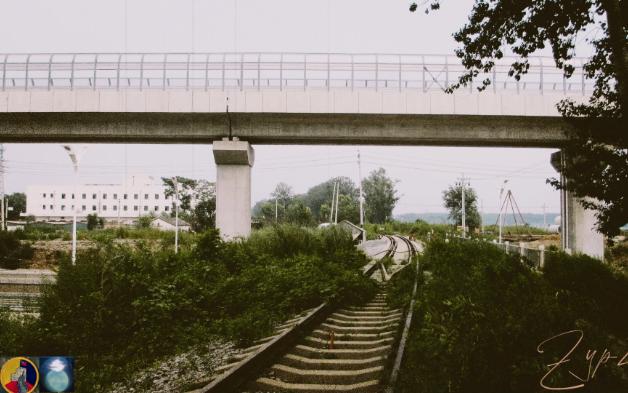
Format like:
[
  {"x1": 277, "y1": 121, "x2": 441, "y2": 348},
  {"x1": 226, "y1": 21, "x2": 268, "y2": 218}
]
[{"x1": 395, "y1": 212, "x2": 560, "y2": 228}]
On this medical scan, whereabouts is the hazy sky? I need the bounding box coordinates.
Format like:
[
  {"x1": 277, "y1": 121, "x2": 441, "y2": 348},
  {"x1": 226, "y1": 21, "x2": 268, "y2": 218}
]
[{"x1": 1, "y1": 0, "x2": 578, "y2": 214}]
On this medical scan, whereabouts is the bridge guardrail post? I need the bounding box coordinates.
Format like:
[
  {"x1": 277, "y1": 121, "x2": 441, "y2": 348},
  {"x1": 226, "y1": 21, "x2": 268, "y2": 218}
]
[
  {"x1": 421, "y1": 55, "x2": 426, "y2": 92},
  {"x1": 1, "y1": 54, "x2": 7, "y2": 91},
  {"x1": 140, "y1": 54, "x2": 145, "y2": 91},
  {"x1": 239, "y1": 53, "x2": 244, "y2": 91},
  {"x1": 163, "y1": 54, "x2": 168, "y2": 91},
  {"x1": 47, "y1": 54, "x2": 54, "y2": 91},
  {"x1": 351, "y1": 54, "x2": 354, "y2": 91},
  {"x1": 24, "y1": 54, "x2": 31, "y2": 91},
  {"x1": 504, "y1": 241, "x2": 509, "y2": 254},
  {"x1": 539, "y1": 244, "x2": 545, "y2": 269},
  {"x1": 116, "y1": 54, "x2": 121, "y2": 91},
  {"x1": 186, "y1": 53, "x2": 191, "y2": 91},
  {"x1": 280, "y1": 53, "x2": 283, "y2": 91},
  {"x1": 257, "y1": 53, "x2": 261, "y2": 91},
  {"x1": 93, "y1": 54, "x2": 98, "y2": 90},
  {"x1": 326, "y1": 53, "x2": 330, "y2": 91}
]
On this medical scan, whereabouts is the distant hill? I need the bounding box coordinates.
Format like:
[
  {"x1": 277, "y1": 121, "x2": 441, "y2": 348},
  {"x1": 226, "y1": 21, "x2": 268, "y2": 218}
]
[{"x1": 395, "y1": 212, "x2": 560, "y2": 229}]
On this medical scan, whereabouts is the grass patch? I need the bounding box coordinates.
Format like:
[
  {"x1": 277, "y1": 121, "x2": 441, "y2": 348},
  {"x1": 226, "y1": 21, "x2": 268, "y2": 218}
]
[
  {"x1": 0, "y1": 225, "x2": 375, "y2": 391},
  {"x1": 393, "y1": 240, "x2": 628, "y2": 393}
]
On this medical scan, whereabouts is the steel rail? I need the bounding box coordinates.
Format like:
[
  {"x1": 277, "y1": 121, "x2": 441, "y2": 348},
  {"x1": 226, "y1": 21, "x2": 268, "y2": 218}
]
[
  {"x1": 386, "y1": 236, "x2": 421, "y2": 392},
  {"x1": 197, "y1": 237, "x2": 392, "y2": 393}
]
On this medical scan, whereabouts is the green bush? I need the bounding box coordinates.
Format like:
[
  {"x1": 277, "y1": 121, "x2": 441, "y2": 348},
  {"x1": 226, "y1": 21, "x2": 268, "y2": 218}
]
[
  {"x1": 394, "y1": 240, "x2": 627, "y2": 393},
  {"x1": 543, "y1": 251, "x2": 628, "y2": 336},
  {"x1": 0, "y1": 231, "x2": 34, "y2": 269},
  {"x1": 22, "y1": 225, "x2": 375, "y2": 391}
]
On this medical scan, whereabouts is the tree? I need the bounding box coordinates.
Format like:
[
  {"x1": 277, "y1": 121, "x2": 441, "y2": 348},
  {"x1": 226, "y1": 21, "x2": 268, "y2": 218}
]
[
  {"x1": 411, "y1": 0, "x2": 627, "y2": 236},
  {"x1": 6, "y1": 193, "x2": 26, "y2": 220},
  {"x1": 162, "y1": 177, "x2": 216, "y2": 232},
  {"x1": 136, "y1": 214, "x2": 153, "y2": 229},
  {"x1": 285, "y1": 199, "x2": 315, "y2": 227},
  {"x1": 442, "y1": 184, "x2": 481, "y2": 232},
  {"x1": 302, "y1": 177, "x2": 359, "y2": 221},
  {"x1": 190, "y1": 198, "x2": 216, "y2": 232},
  {"x1": 162, "y1": 176, "x2": 198, "y2": 212},
  {"x1": 271, "y1": 183, "x2": 294, "y2": 209},
  {"x1": 86, "y1": 213, "x2": 104, "y2": 230},
  {"x1": 362, "y1": 168, "x2": 399, "y2": 224}
]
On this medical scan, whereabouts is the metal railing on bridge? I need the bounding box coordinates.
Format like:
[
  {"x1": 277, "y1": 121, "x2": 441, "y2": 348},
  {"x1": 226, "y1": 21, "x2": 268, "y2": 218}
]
[{"x1": 0, "y1": 52, "x2": 594, "y2": 95}]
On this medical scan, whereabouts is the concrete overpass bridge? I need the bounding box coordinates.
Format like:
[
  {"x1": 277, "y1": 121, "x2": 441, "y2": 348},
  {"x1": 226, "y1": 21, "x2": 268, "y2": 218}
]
[{"x1": 0, "y1": 52, "x2": 602, "y2": 258}]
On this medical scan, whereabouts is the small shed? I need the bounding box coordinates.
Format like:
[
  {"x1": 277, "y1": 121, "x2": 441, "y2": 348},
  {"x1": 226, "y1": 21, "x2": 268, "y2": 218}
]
[{"x1": 150, "y1": 216, "x2": 192, "y2": 232}]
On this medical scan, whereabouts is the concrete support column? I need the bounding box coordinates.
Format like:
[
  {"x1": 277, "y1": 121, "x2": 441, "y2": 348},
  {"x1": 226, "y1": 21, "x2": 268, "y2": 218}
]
[
  {"x1": 551, "y1": 151, "x2": 604, "y2": 259},
  {"x1": 212, "y1": 138, "x2": 255, "y2": 240}
]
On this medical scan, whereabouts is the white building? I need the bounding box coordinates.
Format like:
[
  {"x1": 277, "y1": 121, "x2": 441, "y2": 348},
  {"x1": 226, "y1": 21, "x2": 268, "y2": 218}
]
[{"x1": 25, "y1": 179, "x2": 175, "y2": 224}]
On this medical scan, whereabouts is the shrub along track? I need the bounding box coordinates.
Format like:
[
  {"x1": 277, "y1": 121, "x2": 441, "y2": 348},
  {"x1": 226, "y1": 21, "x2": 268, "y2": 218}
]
[{"x1": 188, "y1": 235, "x2": 419, "y2": 393}]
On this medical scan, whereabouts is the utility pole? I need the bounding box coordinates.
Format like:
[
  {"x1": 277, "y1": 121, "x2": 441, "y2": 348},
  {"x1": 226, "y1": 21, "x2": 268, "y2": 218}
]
[
  {"x1": 63, "y1": 145, "x2": 81, "y2": 265},
  {"x1": 358, "y1": 150, "x2": 365, "y2": 242},
  {"x1": 0, "y1": 144, "x2": 5, "y2": 231},
  {"x1": 498, "y1": 180, "x2": 508, "y2": 243},
  {"x1": 173, "y1": 177, "x2": 180, "y2": 254},
  {"x1": 457, "y1": 174, "x2": 469, "y2": 238},
  {"x1": 334, "y1": 180, "x2": 340, "y2": 224},
  {"x1": 329, "y1": 181, "x2": 337, "y2": 224}
]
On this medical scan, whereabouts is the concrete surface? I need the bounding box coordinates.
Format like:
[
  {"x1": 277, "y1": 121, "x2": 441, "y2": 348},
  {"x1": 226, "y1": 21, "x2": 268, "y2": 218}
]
[
  {"x1": 0, "y1": 112, "x2": 576, "y2": 147},
  {"x1": 213, "y1": 139, "x2": 254, "y2": 240}
]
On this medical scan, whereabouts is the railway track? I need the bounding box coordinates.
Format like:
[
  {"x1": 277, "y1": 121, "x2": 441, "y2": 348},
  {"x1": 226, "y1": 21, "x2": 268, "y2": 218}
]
[{"x1": 190, "y1": 235, "x2": 420, "y2": 393}]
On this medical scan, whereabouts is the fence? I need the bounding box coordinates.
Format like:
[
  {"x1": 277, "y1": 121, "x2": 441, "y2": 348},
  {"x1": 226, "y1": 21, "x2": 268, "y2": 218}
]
[
  {"x1": 445, "y1": 234, "x2": 565, "y2": 270},
  {"x1": 0, "y1": 52, "x2": 595, "y2": 94}
]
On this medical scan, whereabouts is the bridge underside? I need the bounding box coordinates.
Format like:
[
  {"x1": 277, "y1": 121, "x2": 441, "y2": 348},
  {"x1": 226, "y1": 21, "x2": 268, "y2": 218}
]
[{"x1": 0, "y1": 112, "x2": 572, "y2": 147}]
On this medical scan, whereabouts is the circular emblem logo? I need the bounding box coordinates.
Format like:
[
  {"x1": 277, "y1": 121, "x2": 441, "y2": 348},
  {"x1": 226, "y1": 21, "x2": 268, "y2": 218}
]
[{"x1": 0, "y1": 357, "x2": 39, "y2": 393}]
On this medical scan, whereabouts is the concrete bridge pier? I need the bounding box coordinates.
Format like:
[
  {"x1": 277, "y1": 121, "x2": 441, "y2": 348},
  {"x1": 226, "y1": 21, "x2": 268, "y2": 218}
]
[
  {"x1": 212, "y1": 138, "x2": 255, "y2": 241},
  {"x1": 552, "y1": 151, "x2": 604, "y2": 259}
]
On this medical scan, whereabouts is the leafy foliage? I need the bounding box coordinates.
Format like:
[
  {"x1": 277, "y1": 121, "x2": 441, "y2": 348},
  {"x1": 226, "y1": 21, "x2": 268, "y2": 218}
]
[
  {"x1": 394, "y1": 240, "x2": 627, "y2": 392},
  {"x1": 86, "y1": 213, "x2": 104, "y2": 230},
  {"x1": 362, "y1": 168, "x2": 399, "y2": 224},
  {"x1": 5, "y1": 192, "x2": 26, "y2": 220},
  {"x1": 411, "y1": 0, "x2": 627, "y2": 236},
  {"x1": 442, "y1": 183, "x2": 481, "y2": 231},
  {"x1": 0, "y1": 230, "x2": 34, "y2": 269},
  {"x1": 7, "y1": 225, "x2": 375, "y2": 391}
]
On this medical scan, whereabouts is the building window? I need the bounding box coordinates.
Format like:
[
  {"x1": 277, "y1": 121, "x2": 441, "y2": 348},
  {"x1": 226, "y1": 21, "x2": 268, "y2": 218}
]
[
  {"x1": 61, "y1": 193, "x2": 66, "y2": 199},
  {"x1": 71, "y1": 205, "x2": 74, "y2": 210},
  {"x1": 82, "y1": 205, "x2": 86, "y2": 211},
  {"x1": 113, "y1": 194, "x2": 118, "y2": 200},
  {"x1": 103, "y1": 193, "x2": 107, "y2": 200},
  {"x1": 123, "y1": 206, "x2": 128, "y2": 211},
  {"x1": 134, "y1": 194, "x2": 139, "y2": 200},
  {"x1": 50, "y1": 205, "x2": 54, "y2": 210},
  {"x1": 82, "y1": 194, "x2": 86, "y2": 199},
  {"x1": 143, "y1": 206, "x2": 148, "y2": 211},
  {"x1": 124, "y1": 194, "x2": 128, "y2": 200},
  {"x1": 155, "y1": 194, "x2": 159, "y2": 199},
  {"x1": 165, "y1": 206, "x2": 170, "y2": 212},
  {"x1": 133, "y1": 206, "x2": 138, "y2": 211},
  {"x1": 92, "y1": 205, "x2": 97, "y2": 211},
  {"x1": 43, "y1": 193, "x2": 46, "y2": 198},
  {"x1": 103, "y1": 205, "x2": 107, "y2": 211},
  {"x1": 144, "y1": 194, "x2": 149, "y2": 200},
  {"x1": 113, "y1": 205, "x2": 118, "y2": 211},
  {"x1": 71, "y1": 194, "x2": 75, "y2": 199},
  {"x1": 50, "y1": 194, "x2": 54, "y2": 198},
  {"x1": 42, "y1": 205, "x2": 46, "y2": 210},
  {"x1": 154, "y1": 206, "x2": 159, "y2": 211},
  {"x1": 92, "y1": 194, "x2": 97, "y2": 199},
  {"x1": 61, "y1": 205, "x2": 66, "y2": 211}
]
